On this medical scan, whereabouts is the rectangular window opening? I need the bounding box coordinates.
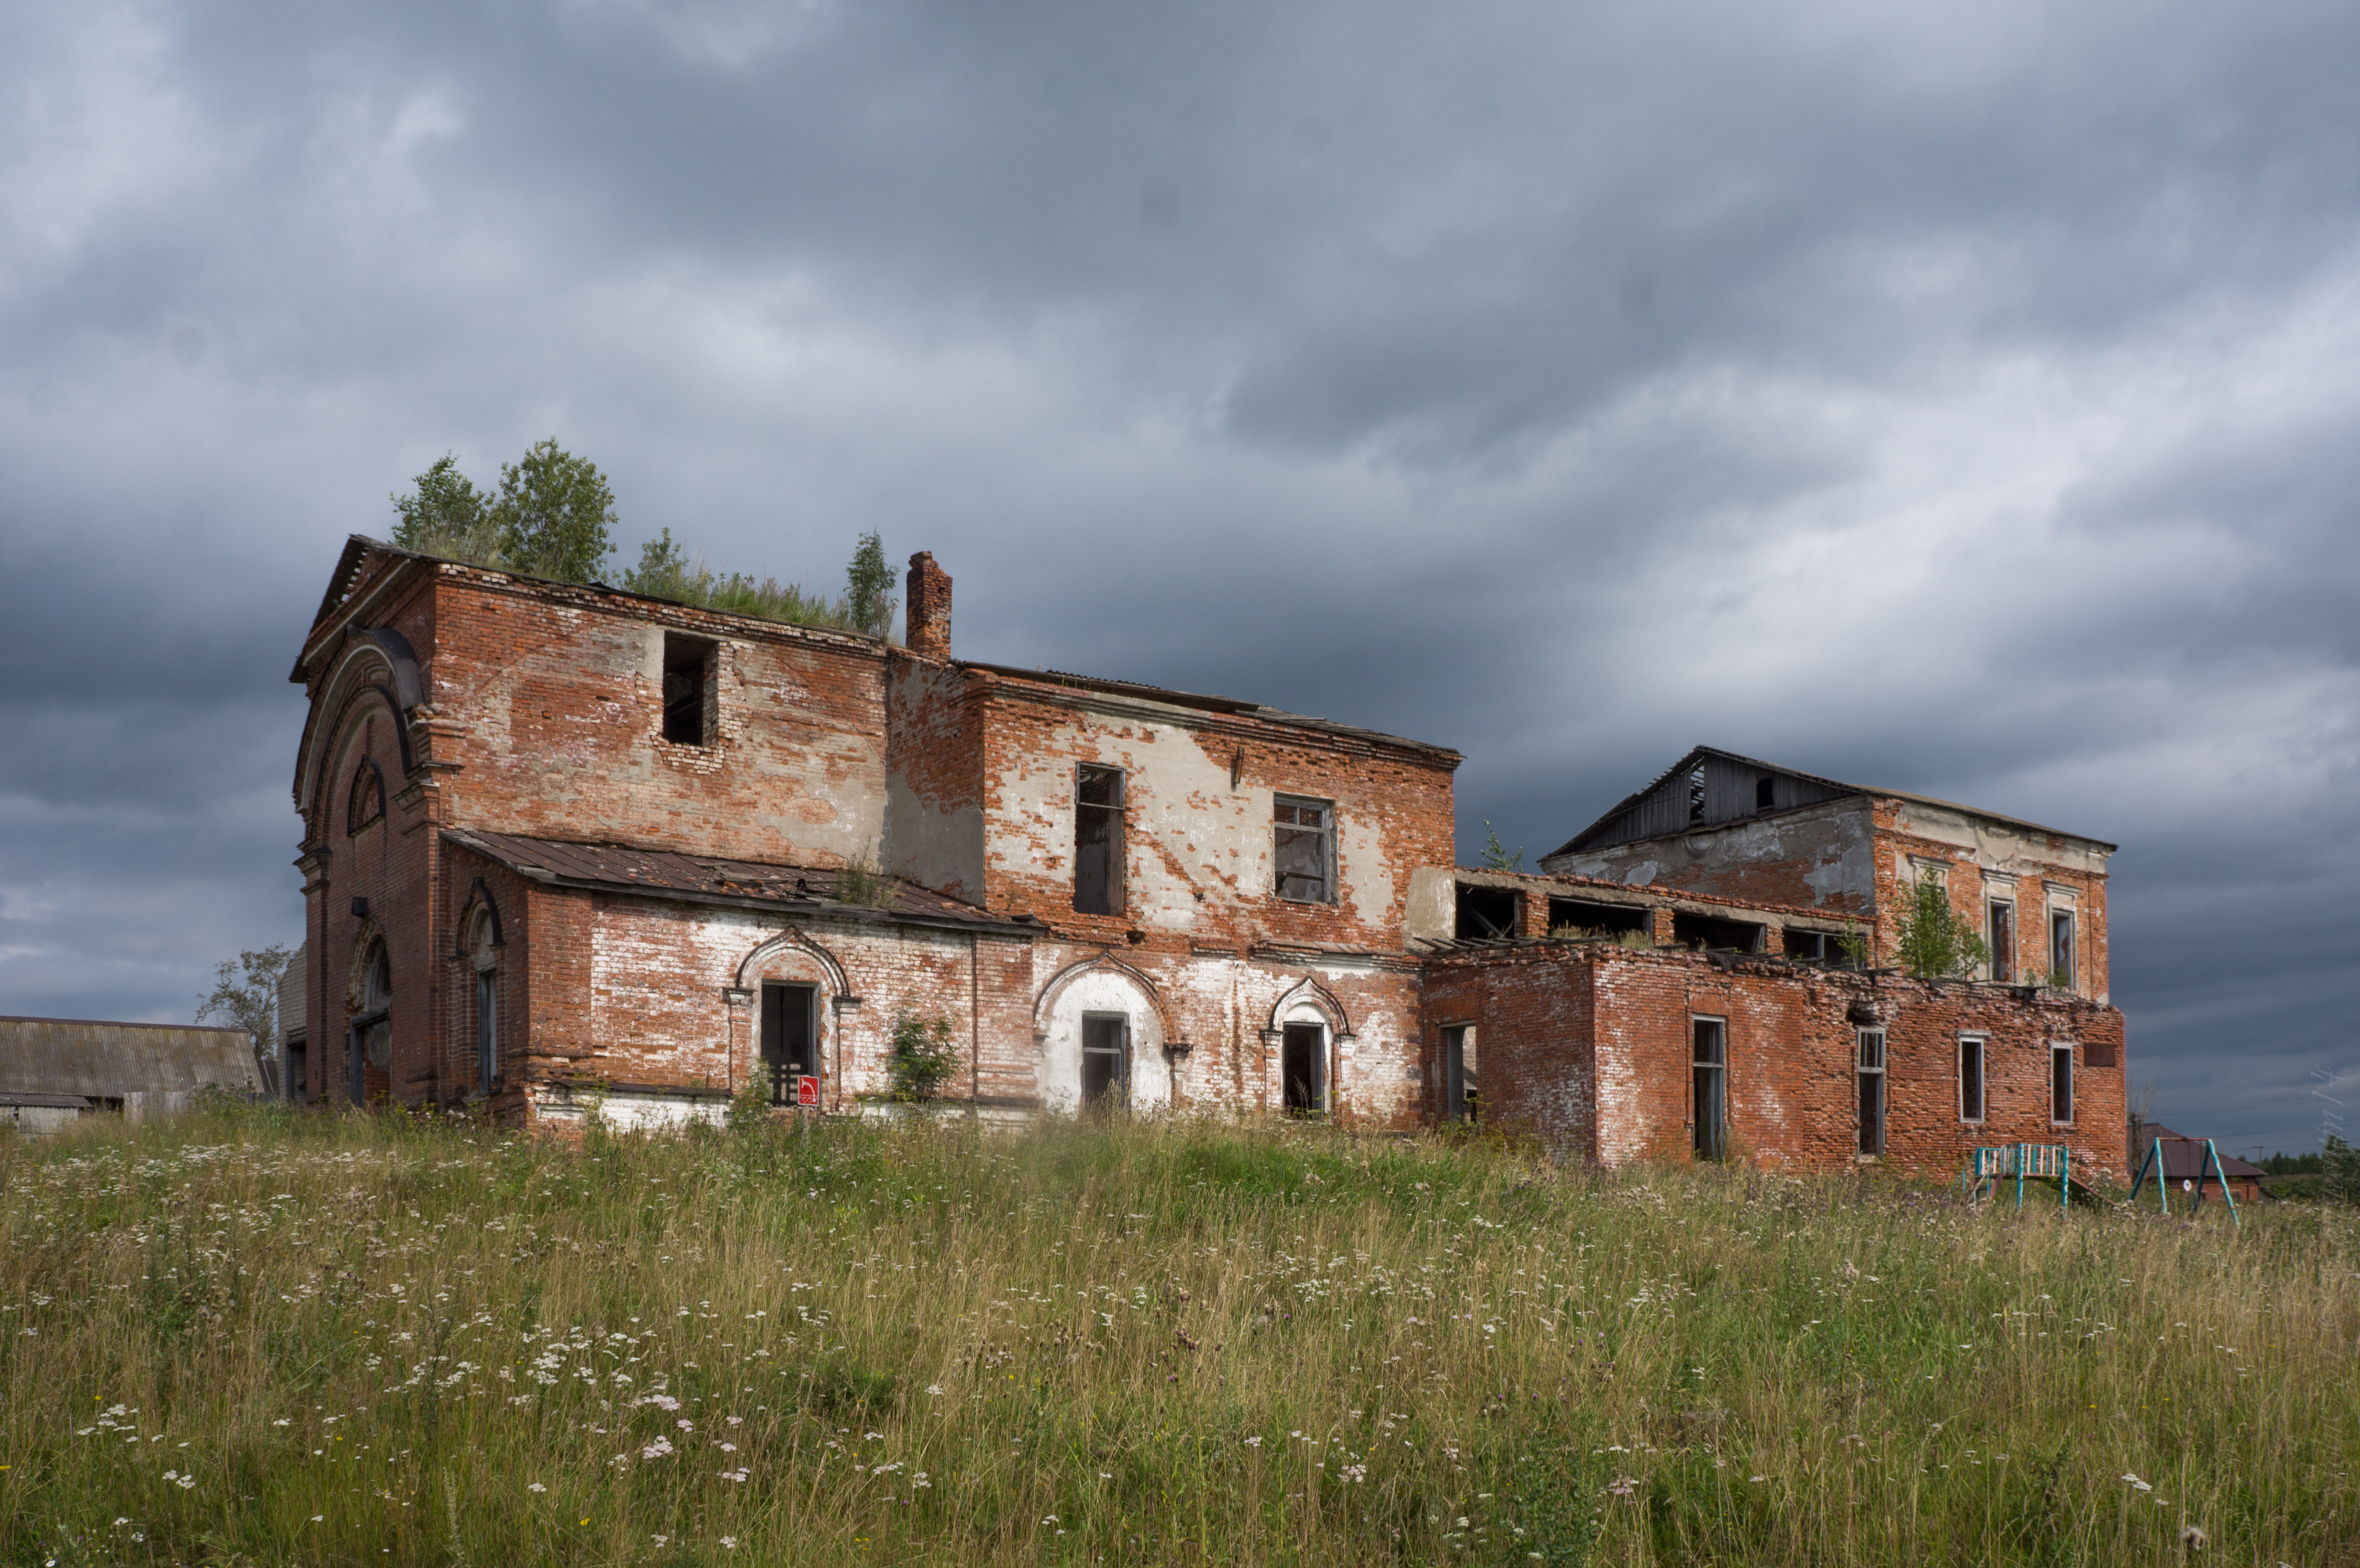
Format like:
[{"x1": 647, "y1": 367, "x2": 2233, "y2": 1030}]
[
  {"x1": 2051, "y1": 1043, "x2": 2074, "y2": 1125},
  {"x1": 1548, "y1": 897, "x2": 1648, "y2": 938},
  {"x1": 1073, "y1": 765, "x2": 1126, "y2": 916},
  {"x1": 2049, "y1": 910, "x2": 2076, "y2": 989},
  {"x1": 1672, "y1": 912, "x2": 1764, "y2": 953},
  {"x1": 1274, "y1": 796, "x2": 1334, "y2": 903},
  {"x1": 1282, "y1": 1022, "x2": 1327, "y2": 1118},
  {"x1": 1857, "y1": 1029, "x2": 1886, "y2": 1156},
  {"x1": 1441, "y1": 1024, "x2": 1478, "y2": 1124},
  {"x1": 1687, "y1": 764, "x2": 1708, "y2": 822},
  {"x1": 286, "y1": 1035, "x2": 307, "y2": 1101},
  {"x1": 1081, "y1": 1013, "x2": 1129, "y2": 1111},
  {"x1": 1455, "y1": 884, "x2": 1523, "y2": 939},
  {"x1": 1988, "y1": 900, "x2": 2016, "y2": 983},
  {"x1": 760, "y1": 981, "x2": 820, "y2": 1106},
  {"x1": 662, "y1": 633, "x2": 716, "y2": 746},
  {"x1": 1959, "y1": 1036, "x2": 1986, "y2": 1123},
  {"x1": 1755, "y1": 775, "x2": 1775, "y2": 811},
  {"x1": 1692, "y1": 1018, "x2": 1727, "y2": 1161}
]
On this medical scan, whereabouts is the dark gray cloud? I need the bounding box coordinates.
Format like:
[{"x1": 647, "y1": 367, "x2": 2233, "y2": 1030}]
[{"x1": 3, "y1": 0, "x2": 2356, "y2": 1148}]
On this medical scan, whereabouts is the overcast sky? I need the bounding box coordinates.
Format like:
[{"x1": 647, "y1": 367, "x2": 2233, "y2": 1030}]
[{"x1": 4, "y1": 0, "x2": 2355, "y2": 1148}]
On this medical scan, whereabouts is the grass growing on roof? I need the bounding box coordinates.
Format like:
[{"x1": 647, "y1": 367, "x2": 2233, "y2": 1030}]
[{"x1": 3, "y1": 1106, "x2": 2356, "y2": 1565}]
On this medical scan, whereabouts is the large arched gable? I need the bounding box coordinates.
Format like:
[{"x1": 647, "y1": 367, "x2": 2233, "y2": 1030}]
[{"x1": 293, "y1": 630, "x2": 424, "y2": 829}]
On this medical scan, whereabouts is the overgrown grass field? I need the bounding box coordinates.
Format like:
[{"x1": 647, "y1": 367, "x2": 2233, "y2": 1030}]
[{"x1": 5, "y1": 1107, "x2": 2355, "y2": 1565}]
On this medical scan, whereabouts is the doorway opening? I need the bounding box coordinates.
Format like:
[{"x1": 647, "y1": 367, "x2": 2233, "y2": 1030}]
[
  {"x1": 761, "y1": 982, "x2": 820, "y2": 1106},
  {"x1": 1281, "y1": 1022, "x2": 1326, "y2": 1117},
  {"x1": 1441, "y1": 1024, "x2": 1479, "y2": 1124}
]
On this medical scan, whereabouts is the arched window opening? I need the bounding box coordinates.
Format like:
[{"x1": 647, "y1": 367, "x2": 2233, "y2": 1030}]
[
  {"x1": 347, "y1": 760, "x2": 385, "y2": 835},
  {"x1": 350, "y1": 940, "x2": 391, "y2": 1105},
  {"x1": 471, "y1": 916, "x2": 499, "y2": 1099}
]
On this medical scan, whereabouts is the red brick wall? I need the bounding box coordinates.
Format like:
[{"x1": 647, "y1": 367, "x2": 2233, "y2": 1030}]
[
  {"x1": 1424, "y1": 945, "x2": 2128, "y2": 1181},
  {"x1": 416, "y1": 569, "x2": 891, "y2": 870}
]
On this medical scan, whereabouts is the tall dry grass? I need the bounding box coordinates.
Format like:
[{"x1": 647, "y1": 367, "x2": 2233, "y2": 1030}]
[{"x1": 4, "y1": 1104, "x2": 2355, "y2": 1565}]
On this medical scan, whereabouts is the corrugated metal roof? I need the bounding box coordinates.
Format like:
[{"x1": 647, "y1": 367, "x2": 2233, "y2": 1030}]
[
  {"x1": 444, "y1": 829, "x2": 1032, "y2": 934},
  {"x1": 0, "y1": 1018, "x2": 261, "y2": 1099}
]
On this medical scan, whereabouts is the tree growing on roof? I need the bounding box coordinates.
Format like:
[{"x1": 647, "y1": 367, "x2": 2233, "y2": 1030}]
[
  {"x1": 1478, "y1": 821, "x2": 1524, "y2": 872},
  {"x1": 390, "y1": 454, "x2": 503, "y2": 566},
  {"x1": 1891, "y1": 878, "x2": 1991, "y2": 980},
  {"x1": 491, "y1": 439, "x2": 617, "y2": 582},
  {"x1": 845, "y1": 530, "x2": 895, "y2": 638},
  {"x1": 391, "y1": 440, "x2": 617, "y2": 584}
]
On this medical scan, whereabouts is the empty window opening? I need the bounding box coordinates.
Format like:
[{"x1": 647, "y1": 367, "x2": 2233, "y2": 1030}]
[
  {"x1": 1547, "y1": 897, "x2": 1647, "y2": 937},
  {"x1": 1692, "y1": 1018, "x2": 1727, "y2": 1160},
  {"x1": 1441, "y1": 1024, "x2": 1478, "y2": 1124},
  {"x1": 2051, "y1": 1043, "x2": 2074, "y2": 1124},
  {"x1": 1455, "y1": 884, "x2": 1523, "y2": 939},
  {"x1": 1072, "y1": 765, "x2": 1126, "y2": 916},
  {"x1": 2049, "y1": 910, "x2": 2075, "y2": 988},
  {"x1": 1687, "y1": 764, "x2": 1708, "y2": 823},
  {"x1": 286, "y1": 1035, "x2": 307, "y2": 1102},
  {"x1": 1857, "y1": 1029, "x2": 1886, "y2": 1156},
  {"x1": 1080, "y1": 1013, "x2": 1129, "y2": 1111},
  {"x1": 1988, "y1": 900, "x2": 2016, "y2": 983},
  {"x1": 1274, "y1": 797, "x2": 1334, "y2": 903},
  {"x1": 761, "y1": 982, "x2": 820, "y2": 1106},
  {"x1": 347, "y1": 760, "x2": 385, "y2": 835},
  {"x1": 1672, "y1": 913, "x2": 1764, "y2": 953},
  {"x1": 662, "y1": 633, "x2": 716, "y2": 745},
  {"x1": 1958, "y1": 1036, "x2": 1986, "y2": 1123},
  {"x1": 1782, "y1": 928, "x2": 1853, "y2": 964},
  {"x1": 471, "y1": 918, "x2": 500, "y2": 1099},
  {"x1": 1281, "y1": 1022, "x2": 1326, "y2": 1117},
  {"x1": 1755, "y1": 775, "x2": 1775, "y2": 812}
]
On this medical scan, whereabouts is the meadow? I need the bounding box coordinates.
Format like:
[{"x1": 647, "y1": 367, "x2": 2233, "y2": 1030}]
[{"x1": 4, "y1": 1104, "x2": 2355, "y2": 1566}]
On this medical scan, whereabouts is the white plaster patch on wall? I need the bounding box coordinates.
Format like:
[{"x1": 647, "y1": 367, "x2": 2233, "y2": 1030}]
[
  {"x1": 1338, "y1": 810, "x2": 1396, "y2": 932},
  {"x1": 1037, "y1": 967, "x2": 1169, "y2": 1117}
]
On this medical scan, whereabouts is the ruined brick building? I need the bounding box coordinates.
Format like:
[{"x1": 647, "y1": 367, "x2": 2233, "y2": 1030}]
[{"x1": 292, "y1": 540, "x2": 2127, "y2": 1179}]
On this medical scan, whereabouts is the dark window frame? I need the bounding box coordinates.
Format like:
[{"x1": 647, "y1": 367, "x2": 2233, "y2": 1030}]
[
  {"x1": 1273, "y1": 795, "x2": 1336, "y2": 904},
  {"x1": 1692, "y1": 1016, "x2": 1727, "y2": 1160},
  {"x1": 1080, "y1": 1012, "x2": 1130, "y2": 1111},
  {"x1": 1988, "y1": 899, "x2": 2016, "y2": 983},
  {"x1": 2051, "y1": 1042, "x2": 2075, "y2": 1125},
  {"x1": 1958, "y1": 1034, "x2": 1987, "y2": 1123},
  {"x1": 1856, "y1": 1028, "x2": 1886, "y2": 1156},
  {"x1": 1072, "y1": 764, "x2": 1126, "y2": 916},
  {"x1": 2049, "y1": 908, "x2": 2076, "y2": 988}
]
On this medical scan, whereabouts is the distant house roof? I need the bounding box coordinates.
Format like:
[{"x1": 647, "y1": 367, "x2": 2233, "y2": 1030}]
[
  {"x1": 0, "y1": 1017, "x2": 261, "y2": 1100},
  {"x1": 444, "y1": 830, "x2": 1034, "y2": 935},
  {"x1": 1544, "y1": 745, "x2": 2116, "y2": 861},
  {"x1": 2134, "y1": 1124, "x2": 2265, "y2": 1181}
]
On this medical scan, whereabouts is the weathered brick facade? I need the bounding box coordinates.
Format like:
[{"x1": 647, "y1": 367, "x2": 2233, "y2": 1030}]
[
  {"x1": 1422, "y1": 943, "x2": 2126, "y2": 1180},
  {"x1": 291, "y1": 542, "x2": 2126, "y2": 1174}
]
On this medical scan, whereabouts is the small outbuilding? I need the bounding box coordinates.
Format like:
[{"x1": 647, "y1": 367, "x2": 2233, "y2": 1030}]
[
  {"x1": 2131, "y1": 1122, "x2": 2266, "y2": 1203},
  {"x1": 0, "y1": 1015, "x2": 263, "y2": 1132}
]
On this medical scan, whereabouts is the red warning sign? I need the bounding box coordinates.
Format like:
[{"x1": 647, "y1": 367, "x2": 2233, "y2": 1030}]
[{"x1": 796, "y1": 1074, "x2": 820, "y2": 1107}]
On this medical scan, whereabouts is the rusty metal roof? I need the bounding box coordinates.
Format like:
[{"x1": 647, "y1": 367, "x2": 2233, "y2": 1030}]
[
  {"x1": 2134, "y1": 1124, "x2": 2266, "y2": 1180},
  {"x1": 444, "y1": 829, "x2": 1033, "y2": 935},
  {"x1": 958, "y1": 661, "x2": 1461, "y2": 762}
]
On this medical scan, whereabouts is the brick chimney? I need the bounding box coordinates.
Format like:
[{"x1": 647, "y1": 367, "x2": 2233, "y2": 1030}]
[{"x1": 905, "y1": 551, "x2": 952, "y2": 659}]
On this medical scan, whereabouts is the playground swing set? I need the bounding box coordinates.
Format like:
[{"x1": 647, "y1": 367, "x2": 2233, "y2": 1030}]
[{"x1": 1957, "y1": 1138, "x2": 2241, "y2": 1225}]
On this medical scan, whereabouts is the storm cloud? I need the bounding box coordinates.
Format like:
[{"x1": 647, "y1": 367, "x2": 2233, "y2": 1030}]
[{"x1": 3, "y1": 0, "x2": 2356, "y2": 1147}]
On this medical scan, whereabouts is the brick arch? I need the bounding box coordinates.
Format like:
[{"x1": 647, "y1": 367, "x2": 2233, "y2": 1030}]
[
  {"x1": 1032, "y1": 952, "x2": 1176, "y2": 1041},
  {"x1": 454, "y1": 878, "x2": 505, "y2": 957},
  {"x1": 1266, "y1": 975, "x2": 1355, "y2": 1041},
  {"x1": 293, "y1": 631, "x2": 422, "y2": 828},
  {"x1": 732, "y1": 926, "x2": 850, "y2": 995}
]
